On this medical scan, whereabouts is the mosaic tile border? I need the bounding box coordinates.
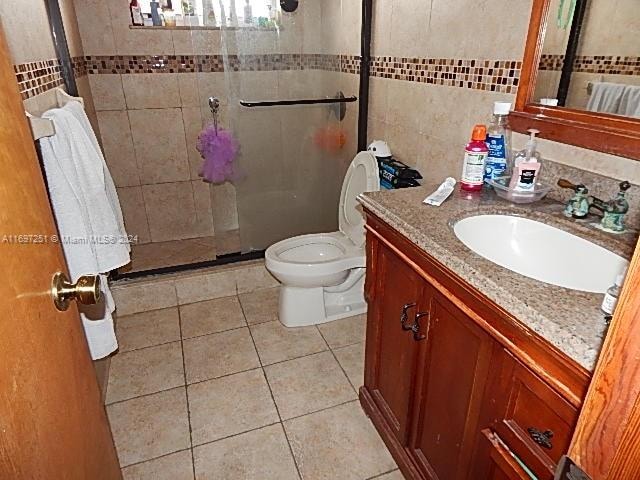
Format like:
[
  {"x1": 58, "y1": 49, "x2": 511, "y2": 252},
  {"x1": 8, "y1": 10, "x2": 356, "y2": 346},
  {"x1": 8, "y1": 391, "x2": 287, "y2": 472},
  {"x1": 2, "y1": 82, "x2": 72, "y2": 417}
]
[
  {"x1": 15, "y1": 57, "x2": 88, "y2": 99},
  {"x1": 84, "y1": 53, "x2": 359, "y2": 74},
  {"x1": 539, "y1": 54, "x2": 640, "y2": 75},
  {"x1": 15, "y1": 53, "x2": 524, "y2": 98},
  {"x1": 369, "y1": 56, "x2": 521, "y2": 94}
]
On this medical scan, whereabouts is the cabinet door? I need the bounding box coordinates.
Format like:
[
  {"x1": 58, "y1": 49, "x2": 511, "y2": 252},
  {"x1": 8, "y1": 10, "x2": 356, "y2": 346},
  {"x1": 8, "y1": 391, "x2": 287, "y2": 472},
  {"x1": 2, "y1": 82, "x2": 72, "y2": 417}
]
[
  {"x1": 364, "y1": 242, "x2": 429, "y2": 444},
  {"x1": 408, "y1": 291, "x2": 494, "y2": 480}
]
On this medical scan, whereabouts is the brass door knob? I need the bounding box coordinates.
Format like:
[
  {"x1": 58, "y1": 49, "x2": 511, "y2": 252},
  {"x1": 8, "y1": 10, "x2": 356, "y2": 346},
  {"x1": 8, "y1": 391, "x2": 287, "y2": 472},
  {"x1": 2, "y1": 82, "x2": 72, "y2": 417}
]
[{"x1": 51, "y1": 272, "x2": 102, "y2": 311}]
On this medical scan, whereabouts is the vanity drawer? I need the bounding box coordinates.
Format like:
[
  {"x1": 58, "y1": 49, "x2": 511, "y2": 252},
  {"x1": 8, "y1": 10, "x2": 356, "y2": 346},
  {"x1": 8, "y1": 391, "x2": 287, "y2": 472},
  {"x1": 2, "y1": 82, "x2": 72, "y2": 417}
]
[{"x1": 491, "y1": 350, "x2": 579, "y2": 478}]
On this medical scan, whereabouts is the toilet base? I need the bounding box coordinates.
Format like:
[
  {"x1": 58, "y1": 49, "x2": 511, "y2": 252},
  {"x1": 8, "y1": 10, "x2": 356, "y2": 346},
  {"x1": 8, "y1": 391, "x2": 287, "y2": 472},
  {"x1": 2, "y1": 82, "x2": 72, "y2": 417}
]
[{"x1": 278, "y1": 270, "x2": 367, "y2": 327}]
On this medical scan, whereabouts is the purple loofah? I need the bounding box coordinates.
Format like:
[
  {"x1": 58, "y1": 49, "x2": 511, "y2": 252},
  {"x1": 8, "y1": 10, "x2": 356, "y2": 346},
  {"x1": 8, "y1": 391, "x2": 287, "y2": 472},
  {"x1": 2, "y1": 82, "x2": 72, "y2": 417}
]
[{"x1": 197, "y1": 124, "x2": 241, "y2": 184}]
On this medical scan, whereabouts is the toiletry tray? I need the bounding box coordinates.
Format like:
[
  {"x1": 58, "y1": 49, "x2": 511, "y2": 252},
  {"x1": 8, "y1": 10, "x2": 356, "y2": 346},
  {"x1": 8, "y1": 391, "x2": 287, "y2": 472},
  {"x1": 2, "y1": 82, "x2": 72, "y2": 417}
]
[{"x1": 487, "y1": 176, "x2": 552, "y2": 204}]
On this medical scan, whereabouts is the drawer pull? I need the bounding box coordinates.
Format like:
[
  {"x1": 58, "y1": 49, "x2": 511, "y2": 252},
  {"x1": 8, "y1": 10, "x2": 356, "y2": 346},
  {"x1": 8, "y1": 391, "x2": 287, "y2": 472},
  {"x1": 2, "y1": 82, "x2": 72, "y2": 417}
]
[
  {"x1": 527, "y1": 427, "x2": 554, "y2": 449},
  {"x1": 412, "y1": 312, "x2": 429, "y2": 341},
  {"x1": 400, "y1": 303, "x2": 416, "y2": 331}
]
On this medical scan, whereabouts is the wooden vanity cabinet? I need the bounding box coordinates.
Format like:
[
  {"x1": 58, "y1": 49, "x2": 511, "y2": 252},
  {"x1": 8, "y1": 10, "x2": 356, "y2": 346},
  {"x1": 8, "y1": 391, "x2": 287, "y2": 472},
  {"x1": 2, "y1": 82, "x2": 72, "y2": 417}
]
[{"x1": 360, "y1": 211, "x2": 588, "y2": 480}]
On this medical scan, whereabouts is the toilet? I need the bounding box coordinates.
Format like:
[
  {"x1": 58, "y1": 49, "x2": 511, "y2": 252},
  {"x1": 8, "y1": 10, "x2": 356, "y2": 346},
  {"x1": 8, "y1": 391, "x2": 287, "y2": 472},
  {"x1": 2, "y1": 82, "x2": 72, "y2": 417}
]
[{"x1": 265, "y1": 151, "x2": 380, "y2": 327}]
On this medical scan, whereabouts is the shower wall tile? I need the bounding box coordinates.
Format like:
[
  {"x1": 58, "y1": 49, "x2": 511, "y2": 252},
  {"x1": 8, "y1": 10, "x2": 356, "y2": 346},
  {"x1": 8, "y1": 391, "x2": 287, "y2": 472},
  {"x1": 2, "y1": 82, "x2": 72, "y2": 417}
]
[
  {"x1": 97, "y1": 111, "x2": 140, "y2": 187},
  {"x1": 89, "y1": 74, "x2": 126, "y2": 111},
  {"x1": 301, "y1": 0, "x2": 323, "y2": 54},
  {"x1": 142, "y1": 181, "x2": 214, "y2": 242},
  {"x1": 76, "y1": 76, "x2": 101, "y2": 139},
  {"x1": 117, "y1": 186, "x2": 152, "y2": 244},
  {"x1": 196, "y1": 73, "x2": 229, "y2": 107},
  {"x1": 192, "y1": 180, "x2": 217, "y2": 235},
  {"x1": 211, "y1": 183, "x2": 240, "y2": 233},
  {"x1": 172, "y1": 30, "x2": 222, "y2": 56},
  {"x1": 106, "y1": 0, "x2": 175, "y2": 56},
  {"x1": 182, "y1": 108, "x2": 205, "y2": 180},
  {"x1": 59, "y1": 0, "x2": 85, "y2": 58},
  {"x1": 178, "y1": 73, "x2": 200, "y2": 108},
  {"x1": 122, "y1": 74, "x2": 181, "y2": 110},
  {"x1": 74, "y1": 0, "x2": 117, "y2": 56},
  {"x1": 129, "y1": 108, "x2": 190, "y2": 184}
]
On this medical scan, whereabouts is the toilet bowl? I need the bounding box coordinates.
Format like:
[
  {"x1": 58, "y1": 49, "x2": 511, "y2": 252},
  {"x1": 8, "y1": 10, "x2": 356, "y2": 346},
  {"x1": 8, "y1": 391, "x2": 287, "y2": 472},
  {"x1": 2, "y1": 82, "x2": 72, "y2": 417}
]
[{"x1": 265, "y1": 151, "x2": 380, "y2": 327}]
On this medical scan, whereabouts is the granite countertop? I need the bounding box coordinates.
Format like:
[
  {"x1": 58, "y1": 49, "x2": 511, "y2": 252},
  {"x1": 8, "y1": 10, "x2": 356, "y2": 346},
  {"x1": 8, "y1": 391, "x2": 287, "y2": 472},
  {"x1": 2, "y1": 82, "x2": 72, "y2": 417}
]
[{"x1": 358, "y1": 185, "x2": 638, "y2": 372}]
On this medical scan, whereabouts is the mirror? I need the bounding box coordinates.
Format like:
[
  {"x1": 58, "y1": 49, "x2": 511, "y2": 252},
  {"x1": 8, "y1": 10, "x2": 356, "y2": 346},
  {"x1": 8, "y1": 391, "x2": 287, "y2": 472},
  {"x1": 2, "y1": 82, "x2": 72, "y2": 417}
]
[
  {"x1": 511, "y1": 0, "x2": 640, "y2": 159},
  {"x1": 534, "y1": 0, "x2": 639, "y2": 118}
]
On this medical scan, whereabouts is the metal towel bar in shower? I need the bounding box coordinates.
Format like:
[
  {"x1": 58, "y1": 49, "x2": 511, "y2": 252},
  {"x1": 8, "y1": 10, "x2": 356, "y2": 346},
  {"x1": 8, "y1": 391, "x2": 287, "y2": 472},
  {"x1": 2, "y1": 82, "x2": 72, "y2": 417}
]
[{"x1": 239, "y1": 95, "x2": 357, "y2": 108}]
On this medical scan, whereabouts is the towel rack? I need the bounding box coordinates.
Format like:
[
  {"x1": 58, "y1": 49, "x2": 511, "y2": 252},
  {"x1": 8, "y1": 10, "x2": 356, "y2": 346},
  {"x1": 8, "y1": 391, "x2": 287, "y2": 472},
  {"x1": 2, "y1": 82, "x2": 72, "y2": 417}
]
[
  {"x1": 586, "y1": 75, "x2": 606, "y2": 95},
  {"x1": 239, "y1": 94, "x2": 357, "y2": 108},
  {"x1": 26, "y1": 88, "x2": 85, "y2": 140}
]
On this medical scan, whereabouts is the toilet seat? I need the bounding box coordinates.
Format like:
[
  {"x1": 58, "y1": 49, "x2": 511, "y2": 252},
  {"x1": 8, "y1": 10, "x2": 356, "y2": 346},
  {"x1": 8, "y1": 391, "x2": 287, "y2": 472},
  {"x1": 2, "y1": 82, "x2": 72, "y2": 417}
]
[{"x1": 265, "y1": 232, "x2": 365, "y2": 287}]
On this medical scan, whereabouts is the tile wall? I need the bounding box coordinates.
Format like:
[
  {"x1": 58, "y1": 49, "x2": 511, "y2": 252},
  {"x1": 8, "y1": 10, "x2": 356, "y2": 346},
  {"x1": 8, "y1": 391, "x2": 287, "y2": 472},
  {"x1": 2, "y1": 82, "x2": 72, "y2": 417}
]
[
  {"x1": 368, "y1": 0, "x2": 640, "y2": 191},
  {"x1": 72, "y1": 0, "x2": 362, "y2": 250},
  {"x1": 1, "y1": 0, "x2": 99, "y2": 135}
]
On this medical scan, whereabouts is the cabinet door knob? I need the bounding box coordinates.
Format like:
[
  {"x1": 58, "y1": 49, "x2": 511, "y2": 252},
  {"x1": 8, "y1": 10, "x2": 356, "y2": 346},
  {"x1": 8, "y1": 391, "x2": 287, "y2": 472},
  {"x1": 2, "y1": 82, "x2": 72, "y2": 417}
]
[
  {"x1": 412, "y1": 312, "x2": 429, "y2": 341},
  {"x1": 527, "y1": 427, "x2": 554, "y2": 449},
  {"x1": 400, "y1": 303, "x2": 416, "y2": 331}
]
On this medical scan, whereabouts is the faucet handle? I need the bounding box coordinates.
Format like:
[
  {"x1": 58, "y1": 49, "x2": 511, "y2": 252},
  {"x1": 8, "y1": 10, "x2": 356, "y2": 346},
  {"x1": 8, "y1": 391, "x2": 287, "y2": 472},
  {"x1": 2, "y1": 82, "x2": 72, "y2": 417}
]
[
  {"x1": 619, "y1": 180, "x2": 631, "y2": 192},
  {"x1": 558, "y1": 178, "x2": 588, "y2": 194}
]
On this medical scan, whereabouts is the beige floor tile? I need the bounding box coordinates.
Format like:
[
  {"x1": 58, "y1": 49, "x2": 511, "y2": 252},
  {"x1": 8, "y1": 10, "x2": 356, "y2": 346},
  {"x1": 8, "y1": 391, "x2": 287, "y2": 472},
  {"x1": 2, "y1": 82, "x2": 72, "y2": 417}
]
[
  {"x1": 238, "y1": 287, "x2": 280, "y2": 325},
  {"x1": 180, "y1": 296, "x2": 246, "y2": 339},
  {"x1": 106, "y1": 342, "x2": 185, "y2": 404},
  {"x1": 193, "y1": 424, "x2": 298, "y2": 480},
  {"x1": 107, "y1": 388, "x2": 191, "y2": 467},
  {"x1": 116, "y1": 308, "x2": 181, "y2": 352},
  {"x1": 188, "y1": 369, "x2": 279, "y2": 445},
  {"x1": 264, "y1": 351, "x2": 357, "y2": 420},
  {"x1": 370, "y1": 471, "x2": 403, "y2": 480},
  {"x1": 318, "y1": 314, "x2": 366, "y2": 349},
  {"x1": 284, "y1": 402, "x2": 396, "y2": 480},
  {"x1": 183, "y1": 328, "x2": 260, "y2": 383},
  {"x1": 121, "y1": 449, "x2": 193, "y2": 480},
  {"x1": 250, "y1": 320, "x2": 327, "y2": 365},
  {"x1": 333, "y1": 342, "x2": 365, "y2": 391}
]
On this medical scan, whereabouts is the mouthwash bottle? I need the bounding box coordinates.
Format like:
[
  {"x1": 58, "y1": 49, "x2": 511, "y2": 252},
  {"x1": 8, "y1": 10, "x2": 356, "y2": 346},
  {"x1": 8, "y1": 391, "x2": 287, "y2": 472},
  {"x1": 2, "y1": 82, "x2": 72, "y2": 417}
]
[
  {"x1": 460, "y1": 125, "x2": 489, "y2": 192},
  {"x1": 484, "y1": 102, "x2": 512, "y2": 183}
]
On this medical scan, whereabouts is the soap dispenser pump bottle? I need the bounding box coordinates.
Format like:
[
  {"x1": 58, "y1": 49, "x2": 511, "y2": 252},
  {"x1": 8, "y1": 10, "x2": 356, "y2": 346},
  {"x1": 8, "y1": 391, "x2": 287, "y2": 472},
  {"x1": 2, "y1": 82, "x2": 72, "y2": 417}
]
[
  {"x1": 509, "y1": 129, "x2": 542, "y2": 192},
  {"x1": 460, "y1": 125, "x2": 489, "y2": 192}
]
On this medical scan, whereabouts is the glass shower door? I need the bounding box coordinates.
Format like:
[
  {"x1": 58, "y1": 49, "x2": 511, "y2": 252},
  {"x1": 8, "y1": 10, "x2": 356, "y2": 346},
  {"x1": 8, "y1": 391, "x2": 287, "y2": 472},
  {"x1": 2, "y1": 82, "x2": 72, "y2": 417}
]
[{"x1": 190, "y1": 0, "x2": 360, "y2": 254}]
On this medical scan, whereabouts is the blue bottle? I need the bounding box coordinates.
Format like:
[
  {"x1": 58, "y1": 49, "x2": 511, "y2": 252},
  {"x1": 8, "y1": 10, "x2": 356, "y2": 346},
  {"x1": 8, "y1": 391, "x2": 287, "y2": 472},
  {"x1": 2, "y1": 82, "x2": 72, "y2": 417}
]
[{"x1": 484, "y1": 101, "x2": 512, "y2": 183}]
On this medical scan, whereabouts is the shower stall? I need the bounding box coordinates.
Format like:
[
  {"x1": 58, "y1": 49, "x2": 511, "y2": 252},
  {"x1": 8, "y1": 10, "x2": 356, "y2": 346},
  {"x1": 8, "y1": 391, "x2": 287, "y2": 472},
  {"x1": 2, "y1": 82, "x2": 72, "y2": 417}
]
[{"x1": 120, "y1": 0, "x2": 364, "y2": 276}]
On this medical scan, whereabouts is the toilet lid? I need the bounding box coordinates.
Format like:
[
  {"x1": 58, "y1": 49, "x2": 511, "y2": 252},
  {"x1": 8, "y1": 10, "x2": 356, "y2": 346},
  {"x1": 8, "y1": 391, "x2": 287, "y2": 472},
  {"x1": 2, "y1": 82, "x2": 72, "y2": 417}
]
[{"x1": 339, "y1": 151, "x2": 380, "y2": 247}]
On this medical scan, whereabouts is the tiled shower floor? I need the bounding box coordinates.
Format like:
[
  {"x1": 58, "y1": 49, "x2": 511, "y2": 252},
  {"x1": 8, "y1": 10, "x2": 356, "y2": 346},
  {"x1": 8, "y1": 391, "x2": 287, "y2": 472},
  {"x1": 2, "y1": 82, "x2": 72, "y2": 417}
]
[
  {"x1": 122, "y1": 230, "x2": 241, "y2": 273},
  {"x1": 106, "y1": 286, "x2": 401, "y2": 479}
]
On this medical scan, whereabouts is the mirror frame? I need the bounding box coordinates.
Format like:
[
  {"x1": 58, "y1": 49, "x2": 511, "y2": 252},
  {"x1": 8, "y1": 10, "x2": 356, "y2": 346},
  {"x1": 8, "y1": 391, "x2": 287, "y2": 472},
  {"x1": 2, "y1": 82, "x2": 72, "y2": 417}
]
[{"x1": 509, "y1": 0, "x2": 640, "y2": 160}]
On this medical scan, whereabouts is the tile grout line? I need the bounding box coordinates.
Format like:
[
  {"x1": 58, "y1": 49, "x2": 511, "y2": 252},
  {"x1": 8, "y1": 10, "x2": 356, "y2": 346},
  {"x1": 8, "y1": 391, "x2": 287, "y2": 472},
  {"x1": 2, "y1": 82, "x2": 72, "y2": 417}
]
[
  {"x1": 119, "y1": 447, "x2": 192, "y2": 472},
  {"x1": 175, "y1": 297, "x2": 197, "y2": 480},
  {"x1": 238, "y1": 294, "x2": 303, "y2": 480},
  {"x1": 316, "y1": 326, "x2": 360, "y2": 394}
]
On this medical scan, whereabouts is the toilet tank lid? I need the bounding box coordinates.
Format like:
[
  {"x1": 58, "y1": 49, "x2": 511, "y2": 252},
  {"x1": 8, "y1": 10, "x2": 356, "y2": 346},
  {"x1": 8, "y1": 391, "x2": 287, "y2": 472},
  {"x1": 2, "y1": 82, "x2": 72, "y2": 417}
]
[{"x1": 339, "y1": 151, "x2": 380, "y2": 247}]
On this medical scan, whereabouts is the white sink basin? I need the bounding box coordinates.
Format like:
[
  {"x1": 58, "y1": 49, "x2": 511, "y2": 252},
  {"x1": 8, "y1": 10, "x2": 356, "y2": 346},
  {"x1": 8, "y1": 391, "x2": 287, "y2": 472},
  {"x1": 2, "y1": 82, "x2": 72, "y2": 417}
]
[{"x1": 453, "y1": 215, "x2": 628, "y2": 293}]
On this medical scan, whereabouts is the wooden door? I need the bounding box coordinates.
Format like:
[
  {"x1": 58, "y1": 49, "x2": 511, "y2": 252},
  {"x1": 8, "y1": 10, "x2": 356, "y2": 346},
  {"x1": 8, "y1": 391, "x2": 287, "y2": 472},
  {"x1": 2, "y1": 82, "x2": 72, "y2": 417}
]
[
  {"x1": 0, "y1": 27, "x2": 122, "y2": 479},
  {"x1": 364, "y1": 240, "x2": 429, "y2": 444},
  {"x1": 408, "y1": 291, "x2": 494, "y2": 480}
]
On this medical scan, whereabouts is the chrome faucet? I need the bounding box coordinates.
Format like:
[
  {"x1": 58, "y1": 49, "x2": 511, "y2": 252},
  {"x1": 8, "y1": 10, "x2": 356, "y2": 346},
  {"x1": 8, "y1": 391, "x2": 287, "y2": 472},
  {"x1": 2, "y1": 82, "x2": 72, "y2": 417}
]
[{"x1": 558, "y1": 179, "x2": 631, "y2": 233}]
